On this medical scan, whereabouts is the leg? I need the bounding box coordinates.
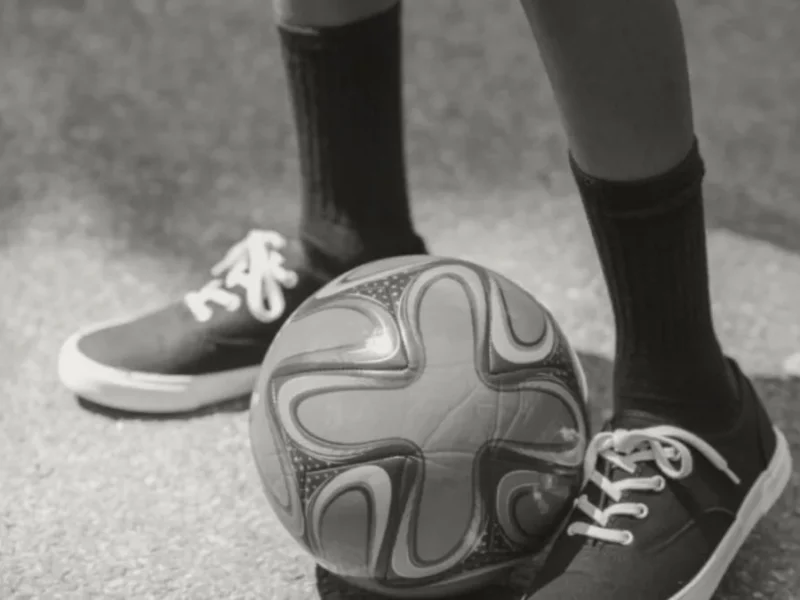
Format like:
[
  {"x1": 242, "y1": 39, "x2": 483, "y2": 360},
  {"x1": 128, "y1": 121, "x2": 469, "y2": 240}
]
[
  {"x1": 522, "y1": 0, "x2": 730, "y2": 424},
  {"x1": 57, "y1": 0, "x2": 426, "y2": 413},
  {"x1": 276, "y1": 0, "x2": 425, "y2": 275},
  {"x1": 520, "y1": 0, "x2": 695, "y2": 181},
  {"x1": 516, "y1": 0, "x2": 792, "y2": 598}
]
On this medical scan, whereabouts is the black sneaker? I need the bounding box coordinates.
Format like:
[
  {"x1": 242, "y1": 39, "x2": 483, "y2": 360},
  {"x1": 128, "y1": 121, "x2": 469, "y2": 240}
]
[
  {"x1": 522, "y1": 359, "x2": 792, "y2": 600},
  {"x1": 58, "y1": 230, "x2": 329, "y2": 413}
]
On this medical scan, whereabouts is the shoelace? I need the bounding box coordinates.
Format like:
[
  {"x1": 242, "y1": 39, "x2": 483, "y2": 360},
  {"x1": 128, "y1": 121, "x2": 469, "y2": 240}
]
[
  {"x1": 184, "y1": 230, "x2": 299, "y2": 323},
  {"x1": 567, "y1": 425, "x2": 741, "y2": 545}
]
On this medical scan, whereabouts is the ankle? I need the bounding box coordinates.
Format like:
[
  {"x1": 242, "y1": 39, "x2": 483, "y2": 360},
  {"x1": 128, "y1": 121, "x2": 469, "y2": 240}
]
[
  {"x1": 613, "y1": 354, "x2": 741, "y2": 433},
  {"x1": 301, "y1": 228, "x2": 427, "y2": 278}
]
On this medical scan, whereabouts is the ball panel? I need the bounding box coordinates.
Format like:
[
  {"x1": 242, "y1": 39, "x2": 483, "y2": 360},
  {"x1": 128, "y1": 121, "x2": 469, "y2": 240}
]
[
  {"x1": 508, "y1": 469, "x2": 573, "y2": 534},
  {"x1": 249, "y1": 396, "x2": 289, "y2": 507},
  {"x1": 293, "y1": 383, "x2": 415, "y2": 449},
  {"x1": 339, "y1": 255, "x2": 438, "y2": 283},
  {"x1": 249, "y1": 387, "x2": 305, "y2": 540},
  {"x1": 309, "y1": 471, "x2": 392, "y2": 581},
  {"x1": 479, "y1": 446, "x2": 580, "y2": 552},
  {"x1": 311, "y1": 256, "x2": 436, "y2": 306},
  {"x1": 261, "y1": 306, "x2": 377, "y2": 375},
  {"x1": 307, "y1": 455, "x2": 424, "y2": 582},
  {"x1": 491, "y1": 272, "x2": 547, "y2": 346},
  {"x1": 492, "y1": 384, "x2": 583, "y2": 460},
  {"x1": 290, "y1": 268, "x2": 481, "y2": 455},
  {"x1": 414, "y1": 274, "x2": 478, "y2": 368},
  {"x1": 413, "y1": 452, "x2": 478, "y2": 564},
  {"x1": 514, "y1": 473, "x2": 573, "y2": 534},
  {"x1": 317, "y1": 488, "x2": 372, "y2": 574},
  {"x1": 486, "y1": 278, "x2": 558, "y2": 375}
]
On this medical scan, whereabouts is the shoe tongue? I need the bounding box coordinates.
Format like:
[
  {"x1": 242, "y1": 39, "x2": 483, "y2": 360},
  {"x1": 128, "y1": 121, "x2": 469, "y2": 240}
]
[
  {"x1": 277, "y1": 239, "x2": 308, "y2": 273},
  {"x1": 606, "y1": 408, "x2": 678, "y2": 431}
]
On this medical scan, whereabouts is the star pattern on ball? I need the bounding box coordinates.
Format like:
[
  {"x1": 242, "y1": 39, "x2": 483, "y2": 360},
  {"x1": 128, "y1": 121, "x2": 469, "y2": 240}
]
[{"x1": 279, "y1": 261, "x2": 585, "y2": 580}]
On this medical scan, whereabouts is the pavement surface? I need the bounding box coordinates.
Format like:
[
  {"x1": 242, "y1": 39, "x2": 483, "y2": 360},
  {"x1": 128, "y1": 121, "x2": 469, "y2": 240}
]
[{"x1": 1, "y1": 0, "x2": 800, "y2": 598}]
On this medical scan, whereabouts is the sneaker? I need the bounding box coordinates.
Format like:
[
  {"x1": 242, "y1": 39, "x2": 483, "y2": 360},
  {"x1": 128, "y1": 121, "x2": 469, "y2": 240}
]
[
  {"x1": 58, "y1": 230, "x2": 329, "y2": 413},
  {"x1": 522, "y1": 359, "x2": 792, "y2": 600}
]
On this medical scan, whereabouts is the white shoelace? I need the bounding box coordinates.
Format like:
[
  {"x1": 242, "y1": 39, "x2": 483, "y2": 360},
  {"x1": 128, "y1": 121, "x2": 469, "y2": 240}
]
[
  {"x1": 567, "y1": 425, "x2": 741, "y2": 545},
  {"x1": 184, "y1": 230, "x2": 299, "y2": 323}
]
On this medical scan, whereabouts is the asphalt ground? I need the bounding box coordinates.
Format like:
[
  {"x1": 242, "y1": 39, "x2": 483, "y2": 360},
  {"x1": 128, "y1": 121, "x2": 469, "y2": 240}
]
[{"x1": 1, "y1": 0, "x2": 799, "y2": 598}]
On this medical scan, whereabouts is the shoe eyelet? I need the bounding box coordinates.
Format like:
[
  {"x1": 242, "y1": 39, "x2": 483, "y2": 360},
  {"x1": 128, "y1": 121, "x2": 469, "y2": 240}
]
[
  {"x1": 636, "y1": 504, "x2": 649, "y2": 519},
  {"x1": 653, "y1": 476, "x2": 666, "y2": 492},
  {"x1": 620, "y1": 531, "x2": 635, "y2": 545}
]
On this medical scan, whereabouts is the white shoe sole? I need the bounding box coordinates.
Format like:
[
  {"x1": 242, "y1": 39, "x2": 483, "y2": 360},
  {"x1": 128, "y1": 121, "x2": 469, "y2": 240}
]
[
  {"x1": 58, "y1": 320, "x2": 261, "y2": 413},
  {"x1": 670, "y1": 426, "x2": 793, "y2": 600}
]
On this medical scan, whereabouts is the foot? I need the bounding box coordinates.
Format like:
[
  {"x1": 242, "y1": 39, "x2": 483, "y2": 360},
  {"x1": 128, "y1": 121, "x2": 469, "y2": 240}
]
[
  {"x1": 522, "y1": 359, "x2": 792, "y2": 600},
  {"x1": 58, "y1": 230, "x2": 331, "y2": 413}
]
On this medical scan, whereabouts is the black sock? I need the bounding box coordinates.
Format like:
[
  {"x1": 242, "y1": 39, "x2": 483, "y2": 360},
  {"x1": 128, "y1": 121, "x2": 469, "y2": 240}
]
[
  {"x1": 278, "y1": 4, "x2": 426, "y2": 277},
  {"x1": 571, "y1": 141, "x2": 738, "y2": 430}
]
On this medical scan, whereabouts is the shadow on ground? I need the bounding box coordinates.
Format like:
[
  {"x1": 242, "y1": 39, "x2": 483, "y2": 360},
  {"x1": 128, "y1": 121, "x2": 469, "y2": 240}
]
[{"x1": 77, "y1": 394, "x2": 251, "y2": 421}]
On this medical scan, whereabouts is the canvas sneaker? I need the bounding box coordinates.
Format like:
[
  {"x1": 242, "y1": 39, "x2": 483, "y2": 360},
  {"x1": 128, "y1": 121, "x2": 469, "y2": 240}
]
[
  {"x1": 522, "y1": 359, "x2": 792, "y2": 600},
  {"x1": 58, "y1": 230, "x2": 330, "y2": 413}
]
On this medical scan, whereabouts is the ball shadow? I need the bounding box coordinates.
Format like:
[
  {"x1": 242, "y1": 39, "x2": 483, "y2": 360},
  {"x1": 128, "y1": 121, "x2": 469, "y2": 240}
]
[
  {"x1": 314, "y1": 565, "x2": 517, "y2": 600},
  {"x1": 75, "y1": 393, "x2": 250, "y2": 421}
]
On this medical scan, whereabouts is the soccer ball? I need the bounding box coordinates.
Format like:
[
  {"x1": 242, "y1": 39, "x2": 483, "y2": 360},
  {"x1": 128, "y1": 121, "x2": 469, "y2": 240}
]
[{"x1": 249, "y1": 256, "x2": 589, "y2": 598}]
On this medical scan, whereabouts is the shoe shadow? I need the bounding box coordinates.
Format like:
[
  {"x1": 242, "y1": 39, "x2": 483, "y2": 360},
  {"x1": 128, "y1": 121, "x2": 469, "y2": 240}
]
[{"x1": 76, "y1": 394, "x2": 251, "y2": 421}]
